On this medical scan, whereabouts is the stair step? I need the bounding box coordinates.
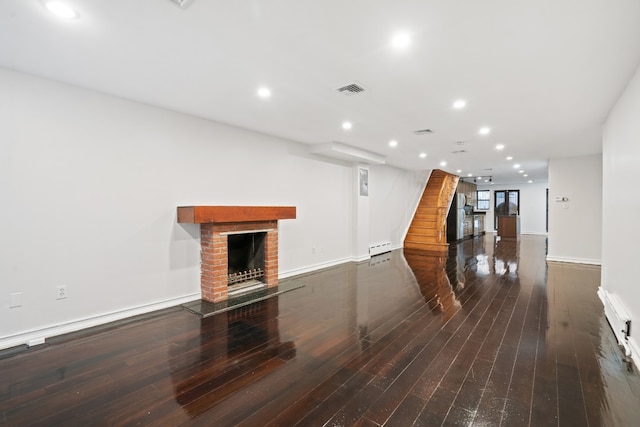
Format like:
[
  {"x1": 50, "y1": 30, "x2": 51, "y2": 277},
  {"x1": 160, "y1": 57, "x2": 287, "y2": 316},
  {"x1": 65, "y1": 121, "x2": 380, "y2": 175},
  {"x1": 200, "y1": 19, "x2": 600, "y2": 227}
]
[
  {"x1": 405, "y1": 169, "x2": 458, "y2": 251},
  {"x1": 414, "y1": 207, "x2": 448, "y2": 215},
  {"x1": 409, "y1": 221, "x2": 440, "y2": 229},
  {"x1": 405, "y1": 234, "x2": 443, "y2": 244},
  {"x1": 404, "y1": 241, "x2": 449, "y2": 252},
  {"x1": 407, "y1": 227, "x2": 441, "y2": 237}
]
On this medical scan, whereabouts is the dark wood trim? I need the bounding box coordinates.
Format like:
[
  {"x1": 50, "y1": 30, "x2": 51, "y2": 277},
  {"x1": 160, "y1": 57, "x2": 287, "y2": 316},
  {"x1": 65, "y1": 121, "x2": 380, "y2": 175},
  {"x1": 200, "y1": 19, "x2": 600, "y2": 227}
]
[{"x1": 177, "y1": 206, "x2": 296, "y2": 224}]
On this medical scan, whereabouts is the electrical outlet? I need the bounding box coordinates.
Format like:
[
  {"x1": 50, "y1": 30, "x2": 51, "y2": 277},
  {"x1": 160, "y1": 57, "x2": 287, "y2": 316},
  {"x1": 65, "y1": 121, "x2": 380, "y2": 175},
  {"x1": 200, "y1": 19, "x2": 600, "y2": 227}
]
[{"x1": 56, "y1": 285, "x2": 67, "y2": 300}]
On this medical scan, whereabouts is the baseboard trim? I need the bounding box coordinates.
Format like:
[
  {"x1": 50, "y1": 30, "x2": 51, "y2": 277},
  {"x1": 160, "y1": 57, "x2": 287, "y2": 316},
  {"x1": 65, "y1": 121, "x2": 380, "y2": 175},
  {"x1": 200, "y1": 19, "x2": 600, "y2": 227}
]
[
  {"x1": 279, "y1": 257, "x2": 354, "y2": 279},
  {"x1": 353, "y1": 254, "x2": 372, "y2": 263},
  {"x1": 546, "y1": 256, "x2": 601, "y2": 266},
  {"x1": 280, "y1": 246, "x2": 404, "y2": 279},
  {"x1": 0, "y1": 293, "x2": 200, "y2": 351},
  {"x1": 598, "y1": 287, "x2": 636, "y2": 364},
  {"x1": 597, "y1": 286, "x2": 607, "y2": 305}
]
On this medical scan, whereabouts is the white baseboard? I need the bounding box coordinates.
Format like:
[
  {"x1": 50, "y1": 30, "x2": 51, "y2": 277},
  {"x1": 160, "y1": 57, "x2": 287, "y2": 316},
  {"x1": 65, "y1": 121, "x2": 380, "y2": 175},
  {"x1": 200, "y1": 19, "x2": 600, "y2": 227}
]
[
  {"x1": 546, "y1": 255, "x2": 601, "y2": 266},
  {"x1": 0, "y1": 293, "x2": 200, "y2": 351},
  {"x1": 280, "y1": 245, "x2": 404, "y2": 279},
  {"x1": 597, "y1": 286, "x2": 607, "y2": 305},
  {"x1": 279, "y1": 257, "x2": 354, "y2": 279},
  {"x1": 598, "y1": 287, "x2": 636, "y2": 363}
]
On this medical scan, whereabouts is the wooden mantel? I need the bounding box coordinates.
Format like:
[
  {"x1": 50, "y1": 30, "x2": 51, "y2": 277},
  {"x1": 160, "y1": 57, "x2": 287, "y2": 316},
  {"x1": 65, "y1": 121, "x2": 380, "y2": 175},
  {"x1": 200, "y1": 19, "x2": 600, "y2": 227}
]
[{"x1": 177, "y1": 206, "x2": 296, "y2": 224}]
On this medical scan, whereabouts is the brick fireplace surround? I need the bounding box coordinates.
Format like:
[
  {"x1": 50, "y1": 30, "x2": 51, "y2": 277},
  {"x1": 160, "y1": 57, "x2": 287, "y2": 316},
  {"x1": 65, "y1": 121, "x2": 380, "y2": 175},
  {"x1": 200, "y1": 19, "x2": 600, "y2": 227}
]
[{"x1": 177, "y1": 206, "x2": 296, "y2": 303}]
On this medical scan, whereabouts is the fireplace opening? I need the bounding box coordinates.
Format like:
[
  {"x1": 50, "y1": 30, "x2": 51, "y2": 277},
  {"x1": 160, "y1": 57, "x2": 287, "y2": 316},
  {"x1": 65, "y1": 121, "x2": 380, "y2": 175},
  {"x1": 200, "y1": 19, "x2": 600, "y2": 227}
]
[{"x1": 227, "y1": 232, "x2": 266, "y2": 290}]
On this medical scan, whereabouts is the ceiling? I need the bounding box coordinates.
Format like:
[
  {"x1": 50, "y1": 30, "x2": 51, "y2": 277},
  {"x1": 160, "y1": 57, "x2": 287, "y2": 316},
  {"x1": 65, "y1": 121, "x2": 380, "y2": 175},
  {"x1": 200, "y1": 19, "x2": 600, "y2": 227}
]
[{"x1": 2, "y1": 0, "x2": 640, "y2": 185}]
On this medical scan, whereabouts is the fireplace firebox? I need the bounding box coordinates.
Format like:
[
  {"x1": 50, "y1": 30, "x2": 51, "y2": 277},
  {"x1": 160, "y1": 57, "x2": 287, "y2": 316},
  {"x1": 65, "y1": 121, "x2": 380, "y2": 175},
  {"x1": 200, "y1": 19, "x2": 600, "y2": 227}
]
[{"x1": 227, "y1": 232, "x2": 266, "y2": 288}]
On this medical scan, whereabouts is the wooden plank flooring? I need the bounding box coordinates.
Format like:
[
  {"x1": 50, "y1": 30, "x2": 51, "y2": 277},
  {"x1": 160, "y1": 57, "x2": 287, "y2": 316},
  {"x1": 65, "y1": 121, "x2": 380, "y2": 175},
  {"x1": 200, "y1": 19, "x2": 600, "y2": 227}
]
[{"x1": 2, "y1": 235, "x2": 640, "y2": 426}]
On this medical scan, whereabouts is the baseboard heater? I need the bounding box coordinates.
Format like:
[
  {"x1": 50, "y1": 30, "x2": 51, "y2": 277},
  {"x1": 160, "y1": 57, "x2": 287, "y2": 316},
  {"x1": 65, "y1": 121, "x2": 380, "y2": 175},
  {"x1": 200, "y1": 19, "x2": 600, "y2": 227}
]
[
  {"x1": 599, "y1": 288, "x2": 632, "y2": 356},
  {"x1": 369, "y1": 242, "x2": 392, "y2": 257}
]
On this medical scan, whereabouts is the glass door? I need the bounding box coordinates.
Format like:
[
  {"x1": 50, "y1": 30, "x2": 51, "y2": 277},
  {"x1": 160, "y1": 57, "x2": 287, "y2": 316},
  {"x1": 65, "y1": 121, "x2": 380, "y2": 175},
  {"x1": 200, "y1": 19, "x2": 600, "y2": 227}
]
[{"x1": 494, "y1": 190, "x2": 520, "y2": 229}]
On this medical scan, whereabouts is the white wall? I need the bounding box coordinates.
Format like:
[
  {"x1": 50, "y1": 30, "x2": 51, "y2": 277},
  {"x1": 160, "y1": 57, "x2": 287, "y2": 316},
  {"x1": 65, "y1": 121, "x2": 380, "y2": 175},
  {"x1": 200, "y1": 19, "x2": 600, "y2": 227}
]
[
  {"x1": 547, "y1": 154, "x2": 602, "y2": 264},
  {"x1": 602, "y1": 63, "x2": 640, "y2": 359},
  {"x1": 369, "y1": 164, "x2": 428, "y2": 248},
  {"x1": 0, "y1": 69, "x2": 422, "y2": 348},
  {"x1": 476, "y1": 181, "x2": 548, "y2": 235}
]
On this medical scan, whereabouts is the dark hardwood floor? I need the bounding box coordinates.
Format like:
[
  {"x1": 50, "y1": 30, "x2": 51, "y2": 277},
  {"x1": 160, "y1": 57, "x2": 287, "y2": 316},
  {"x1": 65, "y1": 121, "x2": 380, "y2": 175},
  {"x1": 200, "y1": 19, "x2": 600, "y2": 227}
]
[{"x1": 2, "y1": 234, "x2": 640, "y2": 426}]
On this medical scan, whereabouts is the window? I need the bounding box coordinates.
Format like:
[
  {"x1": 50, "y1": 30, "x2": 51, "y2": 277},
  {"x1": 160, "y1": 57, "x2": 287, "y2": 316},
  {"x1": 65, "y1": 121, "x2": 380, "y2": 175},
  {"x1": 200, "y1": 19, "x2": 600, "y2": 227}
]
[{"x1": 476, "y1": 190, "x2": 490, "y2": 210}]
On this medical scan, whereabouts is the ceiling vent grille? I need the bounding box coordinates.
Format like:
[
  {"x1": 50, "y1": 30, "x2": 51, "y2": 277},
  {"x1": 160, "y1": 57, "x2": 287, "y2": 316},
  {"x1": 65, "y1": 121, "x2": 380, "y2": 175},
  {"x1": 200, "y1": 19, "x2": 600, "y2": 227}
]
[
  {"x1": 451, "y1": 150, "x2": 467, "y2": 154},
  {"x1": 413, "y1": 129, "x2": 434, "y2": 135},
  {"x1": 168, "y1": 0, "x2": 194, "y2": 9},
  {"x1": 337, "y1": 83, "x2": 365, "y2": 96}
]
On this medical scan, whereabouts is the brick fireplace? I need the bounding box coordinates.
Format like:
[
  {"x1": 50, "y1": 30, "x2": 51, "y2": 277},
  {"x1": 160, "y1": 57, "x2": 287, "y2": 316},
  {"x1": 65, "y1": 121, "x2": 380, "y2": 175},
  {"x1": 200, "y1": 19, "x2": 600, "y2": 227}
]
[{"x1": 177, "y1": 206, "x2": 296, "y2": 302}]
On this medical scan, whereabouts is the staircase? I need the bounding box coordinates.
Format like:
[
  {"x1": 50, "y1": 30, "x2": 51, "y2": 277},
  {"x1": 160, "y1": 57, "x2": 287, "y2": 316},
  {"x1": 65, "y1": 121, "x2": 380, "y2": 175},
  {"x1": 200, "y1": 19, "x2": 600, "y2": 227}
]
[{"x1": 404, "y1": 169, "x2": 459, "y2": 252}]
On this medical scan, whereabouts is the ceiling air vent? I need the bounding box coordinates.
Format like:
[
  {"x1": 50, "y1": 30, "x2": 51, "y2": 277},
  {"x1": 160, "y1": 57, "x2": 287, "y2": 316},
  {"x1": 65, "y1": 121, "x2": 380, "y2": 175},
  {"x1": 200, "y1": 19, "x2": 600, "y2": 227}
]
[
  {"x1": 168, "y1": 0, "x2": 194, "y2": 9},
  {"x1": 337, "y1": 83, "x2": 365, "y2": 96},
  {"x1": 413, "y1": 129, "x2": 434, "y2": 135},
  {"x1": 451, "y1": 150, "x2": 467, "y2": 154}
]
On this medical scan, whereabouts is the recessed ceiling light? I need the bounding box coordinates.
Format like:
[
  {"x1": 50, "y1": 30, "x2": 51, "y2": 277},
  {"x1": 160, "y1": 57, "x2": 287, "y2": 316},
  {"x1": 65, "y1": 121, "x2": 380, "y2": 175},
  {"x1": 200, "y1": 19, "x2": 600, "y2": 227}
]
[
  {"x1": 477, "y1": 176, "x2": 482, "y2": 180},
  {"x1": 506, "y1": 156, "x2": 513, "y2": 161},
  {"x1": 456, "y1": 169, "x2": 462, "y2": 173},
  {"x1": 440, "y1": 161, "x2": 447, "y2": 166},
  {"x1": 484, "y1": 179, "x2": 489, "y2": 183},
  {"x1": 257, "y1": 87, "x2": 271, "y2": 98},
  {"x1": 44, "y1": 1, "x2": 78, "y2": 19},
  {"x1": 453, "y1": 99, "x2": 466, "y2": 109},
  {"x1": 513, "y1": 164, "x2": 521, "y2": 168},
  {"x1": 519, "y1": 170, "x2": 524, "y2": 174},
  {"x1": 391, "y1": 31, "x2": 411, "y2": 49},
  {"x1": 419, "y1": 152, "x2": 427, "y2": 158},
  {"x1": 467, "y1": 173, "x2": 473, "y2": 177},
  {"x1": 389, "y1": 140, "x2": 398, "y2": 147},
  {"x1": 528, "y1": 180, "x2": 533, "y2": 183},
  {"x1": 342, "y1": 121, "x2": 352, "y2": 130},
  {"x1": 168, "y1": 0, "x2": 195, "y2": 9},
  {"x1": 495, "y1": 144, "x2": 505, "y2": 150},
  {"x1": 523, "y1": 174, "x2": 528, "y2": 177},
  {"x1": 478, "y1": 127, "x2": 491, "y2": 135}
]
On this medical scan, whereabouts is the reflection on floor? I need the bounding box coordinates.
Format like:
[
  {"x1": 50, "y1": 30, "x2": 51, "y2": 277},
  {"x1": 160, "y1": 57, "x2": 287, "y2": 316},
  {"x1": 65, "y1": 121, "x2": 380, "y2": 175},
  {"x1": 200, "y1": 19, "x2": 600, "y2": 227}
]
[
  {"x1": 1, "y1": 234, "x2": 639, "y2": 426},
  {"x1": 170, "y1": 298, "x2": 295, "y2": 415}
]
